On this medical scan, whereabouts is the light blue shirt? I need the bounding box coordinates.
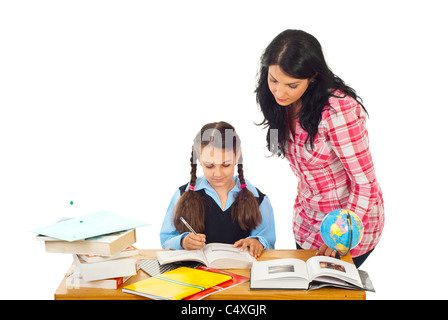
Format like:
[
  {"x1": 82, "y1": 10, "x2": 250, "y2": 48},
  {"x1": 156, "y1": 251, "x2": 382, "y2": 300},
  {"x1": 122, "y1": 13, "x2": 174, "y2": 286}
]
[{"x1": 160, "y1": 176, "x2": 276, "y2": 250}]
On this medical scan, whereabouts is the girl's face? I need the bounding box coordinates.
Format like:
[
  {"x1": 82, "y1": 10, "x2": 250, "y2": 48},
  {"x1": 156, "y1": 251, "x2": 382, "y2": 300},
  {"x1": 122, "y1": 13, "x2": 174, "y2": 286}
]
[
  {"x1": 267, "y1": 64, "x2": 311, "y2": 107},
  {"x1": 200, "y1": 146, "x2": 237, "y2": 190}
]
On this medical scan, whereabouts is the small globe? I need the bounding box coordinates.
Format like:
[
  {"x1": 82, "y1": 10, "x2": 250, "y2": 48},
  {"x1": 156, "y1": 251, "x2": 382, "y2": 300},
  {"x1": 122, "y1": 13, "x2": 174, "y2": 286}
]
[{"x1": 320, "y1": 209, "x2": 364, "y2": 253}]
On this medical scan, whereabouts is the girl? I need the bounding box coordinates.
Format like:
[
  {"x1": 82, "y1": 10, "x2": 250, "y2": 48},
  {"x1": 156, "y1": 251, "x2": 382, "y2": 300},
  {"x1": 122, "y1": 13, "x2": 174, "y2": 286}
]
[
  {"x1": 160, "y1": 121, "x2": 276, "y2": 258},
  {"x1": 255, "y1": 29, "x2": 384, "y2": 267}
]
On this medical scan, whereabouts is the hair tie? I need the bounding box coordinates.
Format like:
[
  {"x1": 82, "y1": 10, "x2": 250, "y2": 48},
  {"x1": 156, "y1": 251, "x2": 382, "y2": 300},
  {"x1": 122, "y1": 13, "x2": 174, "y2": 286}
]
[
  {"x1": 188, "y1": 185, "x2": 195, "y2": 191},
  {"x1": 240, "y1": 184, "x2": 247, "y2": 189}
]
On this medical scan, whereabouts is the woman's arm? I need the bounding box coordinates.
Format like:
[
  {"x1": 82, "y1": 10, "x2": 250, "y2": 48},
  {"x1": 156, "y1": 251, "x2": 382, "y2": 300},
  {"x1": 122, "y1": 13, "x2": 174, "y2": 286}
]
[{"x1": 326, "y1": 99, "x2": 380, "y2": 229}]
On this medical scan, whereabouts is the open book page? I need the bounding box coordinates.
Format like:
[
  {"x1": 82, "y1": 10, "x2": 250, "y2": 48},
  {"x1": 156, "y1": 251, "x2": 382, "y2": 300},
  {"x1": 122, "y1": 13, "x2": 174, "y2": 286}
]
[
  {"x1": 308, "y1": 270, "x2": 375, "y2": 292},
  {"x1": 202, "y1": 243, "x2": 256, "y2": 269},
  {"x1": 251, "y1": 258, "x2": 307, "y2": 281},
  {"x1": 156, "y1": 248, "x2": 208, "y2": 265},
  {"x1": 250, "y1": 258, "x2": 309, "y2": 289},
  {"x1": 306, "y1": 256, "x2": 362, "y2": 288},
  {"x1": 157, "y1": 243, "x2": 256, "y2": 268}
]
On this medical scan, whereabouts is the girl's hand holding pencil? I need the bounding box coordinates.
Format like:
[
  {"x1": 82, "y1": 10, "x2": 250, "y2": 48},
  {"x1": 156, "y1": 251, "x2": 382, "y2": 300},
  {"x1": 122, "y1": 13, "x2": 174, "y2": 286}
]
[
  {"x1": 180, "y1": 217, "x2": 206, "y2": 250},
  {"x1": 181, "y1": 232, "x2": 206, "y2": 250}
]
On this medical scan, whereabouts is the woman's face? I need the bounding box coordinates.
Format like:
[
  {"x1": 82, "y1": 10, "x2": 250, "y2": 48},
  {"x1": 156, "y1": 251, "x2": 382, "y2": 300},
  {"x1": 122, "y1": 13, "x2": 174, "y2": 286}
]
[{"x1": 267, "y1": 64, "x2": 311, "y2": 107}]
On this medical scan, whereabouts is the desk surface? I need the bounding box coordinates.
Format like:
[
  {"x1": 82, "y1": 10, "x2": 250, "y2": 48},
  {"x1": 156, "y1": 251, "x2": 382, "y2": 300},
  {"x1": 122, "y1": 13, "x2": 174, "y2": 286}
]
[{"x1": 54, "y1": 249, "x2": 366, "y2": 300}]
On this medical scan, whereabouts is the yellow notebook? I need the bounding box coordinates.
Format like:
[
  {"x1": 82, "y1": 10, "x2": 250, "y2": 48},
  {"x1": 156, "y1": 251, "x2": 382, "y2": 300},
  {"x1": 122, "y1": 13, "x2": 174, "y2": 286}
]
[{"x1": 122, "y1": 267, "x2": 232, "y2": 300}]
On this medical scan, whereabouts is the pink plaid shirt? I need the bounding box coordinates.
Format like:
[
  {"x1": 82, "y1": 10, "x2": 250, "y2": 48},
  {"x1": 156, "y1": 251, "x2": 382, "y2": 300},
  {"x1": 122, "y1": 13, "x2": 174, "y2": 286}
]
[{"x1": 285, "y1": 91, "x2": 384, "y2": 257}]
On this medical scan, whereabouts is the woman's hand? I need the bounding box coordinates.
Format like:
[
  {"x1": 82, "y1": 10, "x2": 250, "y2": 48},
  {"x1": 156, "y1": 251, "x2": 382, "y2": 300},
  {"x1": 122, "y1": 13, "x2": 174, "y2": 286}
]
[
  {"x1": 233, "y1": 238, "x2": 263, "y2": 258},
  {"x1": 316, "y1": 243, "x2": 338, "y2": 258},
  {"x1": 181, "y1": 233, "x2": 206, "y2": 250}
]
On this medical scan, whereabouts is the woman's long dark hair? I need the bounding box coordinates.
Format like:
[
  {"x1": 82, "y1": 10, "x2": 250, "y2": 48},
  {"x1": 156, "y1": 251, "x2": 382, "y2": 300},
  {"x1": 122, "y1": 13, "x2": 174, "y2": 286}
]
[
  {"x1": 255, "y1": 29, "x2": 366, "y2": 156},
  {"x1": 173, "y1": 122, "x2": 262, "y2": 233}
]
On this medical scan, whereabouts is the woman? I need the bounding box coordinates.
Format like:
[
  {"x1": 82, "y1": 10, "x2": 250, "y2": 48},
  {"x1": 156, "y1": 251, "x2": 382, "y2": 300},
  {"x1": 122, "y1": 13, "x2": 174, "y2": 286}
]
[{"x1": 255, "y1": 29, "x2": 384, "y2": 267}]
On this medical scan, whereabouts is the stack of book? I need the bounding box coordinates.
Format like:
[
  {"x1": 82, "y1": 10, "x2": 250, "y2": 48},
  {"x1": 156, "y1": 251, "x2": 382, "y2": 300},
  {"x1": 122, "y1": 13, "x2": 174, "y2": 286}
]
[
  {"x1": 37, "y1": 229, "x2": 139, "y2": 289},
  {"x1": 33, "y1": 211, "x2": 149, "y2": 290}
]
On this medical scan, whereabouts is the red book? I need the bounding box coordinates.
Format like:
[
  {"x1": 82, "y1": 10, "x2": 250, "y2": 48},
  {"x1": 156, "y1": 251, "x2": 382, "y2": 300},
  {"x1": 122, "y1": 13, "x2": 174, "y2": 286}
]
[{"x1": 183, "y1": 266, "x2": 249, "y2": 300}]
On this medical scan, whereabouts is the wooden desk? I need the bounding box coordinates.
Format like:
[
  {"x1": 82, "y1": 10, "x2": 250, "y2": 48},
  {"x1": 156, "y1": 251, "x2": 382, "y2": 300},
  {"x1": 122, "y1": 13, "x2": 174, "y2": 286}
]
[{"x1": 54, "y1": 249, "x2": 366, "y2": 300}]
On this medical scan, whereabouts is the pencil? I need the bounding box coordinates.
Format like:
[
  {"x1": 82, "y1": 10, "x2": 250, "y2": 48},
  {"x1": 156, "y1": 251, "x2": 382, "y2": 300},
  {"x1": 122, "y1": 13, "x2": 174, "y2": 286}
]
[{"x1": 180, "y1": 217, "x2": 198, "y2": 235}]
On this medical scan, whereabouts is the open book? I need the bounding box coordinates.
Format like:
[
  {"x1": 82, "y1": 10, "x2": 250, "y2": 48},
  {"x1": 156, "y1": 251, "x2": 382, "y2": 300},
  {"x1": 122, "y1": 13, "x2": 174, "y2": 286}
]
[
  {"x1": 250, "y1": 256, "x2": 365, "y2": 291},
  {"x1": 156, "y1": 243, "x2": 256, "y2": 269}
]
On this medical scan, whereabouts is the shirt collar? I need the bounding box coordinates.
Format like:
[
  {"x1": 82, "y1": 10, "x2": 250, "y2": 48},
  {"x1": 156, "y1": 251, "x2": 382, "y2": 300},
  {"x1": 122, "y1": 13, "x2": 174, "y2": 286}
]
[{"x1": 191, "y1": 176, "x2": 259, "y2": 197}]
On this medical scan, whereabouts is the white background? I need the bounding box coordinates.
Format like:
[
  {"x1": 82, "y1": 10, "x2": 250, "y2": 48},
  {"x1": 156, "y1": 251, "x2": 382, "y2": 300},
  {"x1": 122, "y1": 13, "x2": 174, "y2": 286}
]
[{"x1": 1, "y1": 0, "x2": 447, "y2": 300}]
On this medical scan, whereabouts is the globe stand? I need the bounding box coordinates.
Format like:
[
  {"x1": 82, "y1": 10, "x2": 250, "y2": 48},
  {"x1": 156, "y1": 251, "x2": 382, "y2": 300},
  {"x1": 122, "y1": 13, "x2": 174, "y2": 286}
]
[{"x1": 336, "y1": 210, "x2": 353, "y2": 257}]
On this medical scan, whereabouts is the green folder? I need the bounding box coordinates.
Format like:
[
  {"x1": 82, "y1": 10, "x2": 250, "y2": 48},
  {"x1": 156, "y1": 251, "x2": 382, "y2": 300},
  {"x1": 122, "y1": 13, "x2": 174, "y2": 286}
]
[{"x1": 32, "y1": 210, "x2": 149, "y2": 242}]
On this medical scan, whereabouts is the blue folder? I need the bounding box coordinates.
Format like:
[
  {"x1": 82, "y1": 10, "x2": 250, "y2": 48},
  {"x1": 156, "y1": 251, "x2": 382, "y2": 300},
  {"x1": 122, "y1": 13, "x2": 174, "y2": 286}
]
[{"x1": 32, "y1": 210, "x2": 149, "y2": 242}]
